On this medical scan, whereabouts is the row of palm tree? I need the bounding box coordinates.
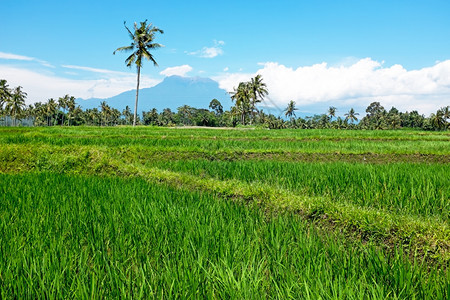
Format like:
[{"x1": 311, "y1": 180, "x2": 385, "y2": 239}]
[
  {"x1": 0, "y1": 80, "x2": 27, "y2": 126},
  {"x1": 1, "y1": 77, "x2": 448, "y2": 130},
  {"x1": 430, "y1": 106, "x2": 450, "y2": 130},
  {"x1": 229, "y1": 75, "x2": 268, "y2": 125},
  {"x1": 281, "y1": 100, "x2": 449, "y2": 130},
  {"x1": 285, "y1": 102, "x2": 358, "y2": 124}
]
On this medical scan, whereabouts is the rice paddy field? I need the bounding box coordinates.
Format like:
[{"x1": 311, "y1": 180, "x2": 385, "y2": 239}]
[{"x1": 0, "y1": 126, "x2": 449, "y2": 298}]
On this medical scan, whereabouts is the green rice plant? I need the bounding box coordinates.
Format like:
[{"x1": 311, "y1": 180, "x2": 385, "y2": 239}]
[
  {"x1": 0, "y1": 127, "x2": 449, "y2": 297},
  {"x1": 2, "y1": 126, "x2": 448, "y2": 141},
  {"x1": 146, "y1": 159, "x2": 450, "y2": 222},
  {"x1": 0, "y1": 141, "x2": 448, "y2": 253},
  {"x1": 0, "y1": 173, "x2": 447, "y2": 298},
  {"x1": 1, "y1": 127, "x2": 449, "y2": 155}
]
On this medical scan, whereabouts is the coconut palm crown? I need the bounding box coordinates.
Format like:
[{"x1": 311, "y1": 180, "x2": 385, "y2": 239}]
[
  {"x1": 248, "y1": 75, "x2": 268, "y2": 123},
  {"x1": 5, "y1": 86, "x2": 27, "y2": 126},
  {"x1": 345, "y1": 108, "x2": 359, "y2": 124},
  {"x1": 284, "y1": 100, "x2": 298, "y2": 119},
  {"x1": 114, "y1": 20, "x2": 163, "y2": 126},
  {"x1": 328, "y1": 106, "x2": 337, "y2": 120},
  {"x1": 230, "y1": 82, "x2": 252, "y2": 125},
  {"x1": 0, "y1": 79, "x2": 11, "y2": 112}
]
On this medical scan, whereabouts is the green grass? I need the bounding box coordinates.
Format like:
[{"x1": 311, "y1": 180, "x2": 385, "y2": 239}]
[
  {"x1": 3, "y1": 126, "x2": 449, "y2": 141},
  {"x1": 0, "y1": 173, "x2": 447, "y2": 299},
  {"x1": 148, "y1": 160, "x2": 449, "y2": 221},
  {"x1": 1, "y1": 127, "x2": 449, "y2": 155},
  {"x1": 0, "y1": 126, "x2": 449, "y2": 298}
]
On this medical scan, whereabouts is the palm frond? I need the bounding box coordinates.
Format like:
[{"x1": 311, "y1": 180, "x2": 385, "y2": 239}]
[
  {"x1": 123, "y1": 21, "x2": 135, "y2": 40},
  {"x1": 125, "y1": 53, "x2": 136, "y2": 67},
  {"x1": 140, "y1": 48, "x2": 157, "y2": 66},
  {"x1": 146, "y1": 42, "x2": 164, "y2": 50},
  {"x1": 113, "y1": 45, "x2": 134, "y2": 55}
]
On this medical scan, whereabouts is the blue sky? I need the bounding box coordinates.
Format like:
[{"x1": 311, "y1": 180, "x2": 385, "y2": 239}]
[{"x1": 1, "y1": 0, "x2": 449, "y2": 115}]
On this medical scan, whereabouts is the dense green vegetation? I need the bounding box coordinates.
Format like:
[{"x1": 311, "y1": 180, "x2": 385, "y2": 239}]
[
  {"x1": 0, "y1": 126, "x2": 448, "y2": 298},
  {"x1": 1, "y1": 78, "x2": 449, "y2": 130}
]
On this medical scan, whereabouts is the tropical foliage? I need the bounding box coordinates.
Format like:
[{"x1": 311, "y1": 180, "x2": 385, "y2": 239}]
[
  {"x1": 0, "y1": 79, "x2": 448, "y2": 130},
  {"x1": 284, "y1": 100, "x2": 298, "y2": 119}
]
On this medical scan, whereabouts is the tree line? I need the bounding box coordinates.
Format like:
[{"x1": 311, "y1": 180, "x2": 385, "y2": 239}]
[{"x1": 0, "y1": 78, "x2": 449, "y2": 130}]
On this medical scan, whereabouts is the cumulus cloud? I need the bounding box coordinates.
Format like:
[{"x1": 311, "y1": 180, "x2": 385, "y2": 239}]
[
  {"x1": 187, "y1": 40, "x2": 225, "y2": 58},
  {"x1": 214, "y1": 58, "x2": 450, "y2": 115},
  {"x1": 160, "y1": 64, "x2": 193, "y2": 77},
  {"x1": 0, "y1": 65, "x2": 160, "y2": 102}
]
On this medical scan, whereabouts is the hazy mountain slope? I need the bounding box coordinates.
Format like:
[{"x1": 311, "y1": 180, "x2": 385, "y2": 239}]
[{"x1": 78, "y1": 76, "x2": 232, "y2": 113}]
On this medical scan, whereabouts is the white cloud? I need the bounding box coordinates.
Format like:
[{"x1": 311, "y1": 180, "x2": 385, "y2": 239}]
[
  {"x1": 0, "y1": 51, "x2": 54, "y2": 68},
  {"x1": 214, "y1": 58, "x2": 450, "y2": 115},
  {"x1": 62, "y1": 64, "x2": 130, "y2": 75},
  {"x1": 0, "y1": 65, "x2": 161, "y2": 102},
  {"x1": 0, "y1": 52, "x2": 164, "y2": 102},
  {"x1": 187, "y1": 40, "x2": 225, "y2": 58},
  {"x1": 201, "y1": 47, "x2": 223, "y2": 58},
  {"x1": 160, "y1": 64, "x2": 193, "y2": 77},
  {"x1": 223, "y1": 67, "x2": 229, "y2": 72},
  {"x1": 0, "y1": 52, "x2": 34, "y2": 61}
]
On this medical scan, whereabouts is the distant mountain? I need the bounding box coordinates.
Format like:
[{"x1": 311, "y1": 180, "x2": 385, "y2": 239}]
[{"x1": 78, "y1": 75, "x2": 232, "y2": 113}]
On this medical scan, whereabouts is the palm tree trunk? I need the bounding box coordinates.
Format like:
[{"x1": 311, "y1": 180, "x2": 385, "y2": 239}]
[{"x1": 134, "y1": 65, "x2": 141, "y2": 126}]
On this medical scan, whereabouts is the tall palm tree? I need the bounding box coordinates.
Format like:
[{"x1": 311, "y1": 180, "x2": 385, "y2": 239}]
[
  {"x1": 177, "y1": 105, "x2": 194, "y2": 125},
  {"x1": 230, "y1": 82, "x2": 251, "y2": 125},
  {"x1": 100, "y1": 101, "x2": 111, "y2": 126},
  {"x1": 248, "y1": 75, "x2": 268, "y2": 124},
  {"x1": 439, "y1": 106, "x2": 449, "y2": 126},
  {"x1": 0, "y1": 80, "x2": 10, "y2": 124},
  {"x1": 5, "y1": 86, "x2": 27, "y2": 126},
  {"x1": 70, "y1": 105, "x2": 83, "y2": 126},
  {"x1": 284, "y1": 100, "x2": 298, "y2": 119},
  {"x1": 31, "y1": 102, "x2": 44, "y2": 126},
  {"x1": 344, "y1": 108, "x2": 359, "y2": 124},
  {"x1": 87, "y1": 108, "x2": 101, "y2": 126},
  {"x1": 114, "y1": 20, "x2": 164, "y2": 126},
  {"x1": 110, "y1": 108, "x2": 121, "y2": 126},
  {"x1": 122, "y1": 105, "x2": 133, "y2": 125},
  {"x1": 45, "y1": 98, "x2": 58, "y2": 126},
  {"x1": 327, "y1": 106, "x2": 337, "y2": 120},
  {"x1": 66, "y1": 96, "x2": 76, "y2": 126},
  {"x1": 0, "y1": 79, "x2": 11, "y2": 112},
  {"x1": 24, "y1": 104, "x2": 35, "y2": 125},
  {"x1": 430, "y1": 109, "x2": 446, "y2": 130},
  {"x1": 58, "y1": 95, "x2": 70, "y2": 125}
]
